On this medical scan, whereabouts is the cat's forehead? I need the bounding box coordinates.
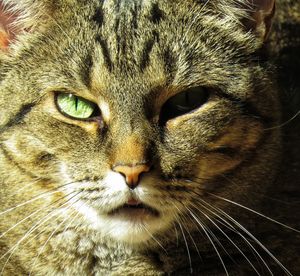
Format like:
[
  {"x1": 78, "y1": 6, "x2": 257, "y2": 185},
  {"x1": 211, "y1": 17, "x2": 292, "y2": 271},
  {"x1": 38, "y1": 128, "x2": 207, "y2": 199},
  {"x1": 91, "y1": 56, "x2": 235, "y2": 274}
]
[
  {"x1": 89, "y1": 0, "x2": 172, "y2": 83},
  {"x1": 71, "y1": 0, "x2": 251, "y2": 101},
  {"x1": 22, "y1": 0, "x2": 253, "y2": 106},
  {"x1": 78, "y1": 0, "x2": 195, "y2": 99},
  {"x1": 74, "y1": 3, "x2": 202, "y2": 84}
]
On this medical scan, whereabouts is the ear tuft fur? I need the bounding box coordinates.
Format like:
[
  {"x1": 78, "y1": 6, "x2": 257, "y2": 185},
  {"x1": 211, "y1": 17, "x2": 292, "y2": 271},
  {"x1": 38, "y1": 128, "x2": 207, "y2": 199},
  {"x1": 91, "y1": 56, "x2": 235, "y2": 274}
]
[
  {"x1": 241, "y1": 0, "x2": 276, "y2": 41},
  {"x1": 0, "y1": 0, "x2": 56, "y2": 50},
  {"x1": 0, "y1": 1, "x2": 19, "y2": 50}
]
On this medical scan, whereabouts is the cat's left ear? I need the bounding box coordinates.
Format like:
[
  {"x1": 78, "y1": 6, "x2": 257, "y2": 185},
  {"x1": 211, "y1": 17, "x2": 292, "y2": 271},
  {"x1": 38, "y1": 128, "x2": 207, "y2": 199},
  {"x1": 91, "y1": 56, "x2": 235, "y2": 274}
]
[{"x1": 242, "y1": 0, "x2": 275, "y2": 41}]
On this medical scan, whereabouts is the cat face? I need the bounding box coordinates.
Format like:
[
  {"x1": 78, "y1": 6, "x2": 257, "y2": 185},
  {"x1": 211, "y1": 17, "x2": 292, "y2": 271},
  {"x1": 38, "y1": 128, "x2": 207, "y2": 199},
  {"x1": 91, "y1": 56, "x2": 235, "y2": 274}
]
[{"x1": 0, "y1": 0, "x2": 278, "y2": 247}]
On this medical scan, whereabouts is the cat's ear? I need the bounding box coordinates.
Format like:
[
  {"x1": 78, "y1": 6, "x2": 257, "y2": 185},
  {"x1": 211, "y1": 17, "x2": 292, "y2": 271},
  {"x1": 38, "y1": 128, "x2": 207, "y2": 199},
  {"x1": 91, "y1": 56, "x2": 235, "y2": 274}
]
[
  {"x1": 0, "y1": 0, "x2": 55, "y2": 51},
  {"x1": 242, "y1": 0, "x2": 275, "y2": 41},
  {"x1": 0, "y1": 1, "x2": 19, "y2": 50}
]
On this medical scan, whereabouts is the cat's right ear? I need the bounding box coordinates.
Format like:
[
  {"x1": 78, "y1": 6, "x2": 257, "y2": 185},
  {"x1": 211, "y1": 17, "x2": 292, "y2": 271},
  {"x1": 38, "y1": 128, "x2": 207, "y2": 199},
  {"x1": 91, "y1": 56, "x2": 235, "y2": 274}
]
[{"x1": 0, "y1": 0, "x2": 55, "y2": 51}]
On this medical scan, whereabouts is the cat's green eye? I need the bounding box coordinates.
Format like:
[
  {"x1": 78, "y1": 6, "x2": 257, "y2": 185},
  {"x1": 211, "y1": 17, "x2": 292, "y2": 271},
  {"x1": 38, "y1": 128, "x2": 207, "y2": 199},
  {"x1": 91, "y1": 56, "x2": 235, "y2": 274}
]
[
  {"x1": 55, "y1": 93, "x2": 98, "y2": 120},
  {"x1": 159, "y1": 87, "x2": 209, "y2": 124}
]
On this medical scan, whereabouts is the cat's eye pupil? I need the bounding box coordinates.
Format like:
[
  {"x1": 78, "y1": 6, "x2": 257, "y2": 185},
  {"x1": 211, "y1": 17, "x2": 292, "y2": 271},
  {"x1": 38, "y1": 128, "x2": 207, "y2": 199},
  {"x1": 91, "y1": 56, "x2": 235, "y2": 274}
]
[
  {"x1": 75, "y1": 97, "x2": 79, "y2": 110},
  {"x1": 159, "y1": 87, "x2": 209, "y2": 124}
]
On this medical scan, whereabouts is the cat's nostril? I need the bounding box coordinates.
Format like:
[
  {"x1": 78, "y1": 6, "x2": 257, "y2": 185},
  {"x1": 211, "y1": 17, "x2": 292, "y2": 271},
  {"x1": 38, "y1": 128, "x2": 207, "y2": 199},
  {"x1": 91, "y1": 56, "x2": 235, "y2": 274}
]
[{"x1": 113, "y1": 164, "x2": 151, "y2": 190}]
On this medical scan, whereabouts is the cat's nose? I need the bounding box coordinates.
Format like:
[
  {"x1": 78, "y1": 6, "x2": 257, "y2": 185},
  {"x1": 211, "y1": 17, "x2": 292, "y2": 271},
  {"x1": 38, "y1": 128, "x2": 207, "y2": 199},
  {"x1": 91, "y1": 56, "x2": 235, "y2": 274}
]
[{"x1": 113, "y1": 163, "x2": 151, "y2": 190}]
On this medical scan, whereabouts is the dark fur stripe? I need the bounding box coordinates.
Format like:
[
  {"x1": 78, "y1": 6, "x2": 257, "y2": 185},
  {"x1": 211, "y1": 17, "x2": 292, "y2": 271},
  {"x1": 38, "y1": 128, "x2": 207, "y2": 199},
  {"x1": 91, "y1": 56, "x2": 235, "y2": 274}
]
[
  {"x1": 163, "y1": 47, "x2": 176, "y2": 84},
  {"x1": 92, "y1": 6, "x2": 104, "y2": 28},
  {"x1": 0, "y1": 103, "x2": 35, "y2": 134},
  {"x1": 81, "y1": 53, "x2": 94, "y2": 88},
  {"x1": 149, "y1": 3, "x2": 164, "y2": 24},
  {"x1": 140, "y1": 31, "x2": 159, "y2": 71},
  {"x1": 0, "y1": 146, "x2": 36, "y2": 178},
  {"x1": 130, "y1": 2, "x2": 139, "y2": 30},
  {"x1": 96, "y1": 36, "x2": 113, "y2": 71}
]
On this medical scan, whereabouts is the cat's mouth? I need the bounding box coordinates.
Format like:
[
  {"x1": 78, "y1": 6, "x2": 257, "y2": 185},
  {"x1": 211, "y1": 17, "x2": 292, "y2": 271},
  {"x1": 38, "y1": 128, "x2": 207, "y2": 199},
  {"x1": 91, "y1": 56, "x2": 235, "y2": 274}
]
[{"x1": 108, "y1": 199, "x2": 160, "y2": 220}]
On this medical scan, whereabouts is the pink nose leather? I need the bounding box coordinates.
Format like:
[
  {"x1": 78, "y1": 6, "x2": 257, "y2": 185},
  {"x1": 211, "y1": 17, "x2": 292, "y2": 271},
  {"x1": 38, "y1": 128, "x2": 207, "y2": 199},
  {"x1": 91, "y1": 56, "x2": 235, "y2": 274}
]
[{"x1": 113, "y1": 164, "x2": 150, "y2": 189}]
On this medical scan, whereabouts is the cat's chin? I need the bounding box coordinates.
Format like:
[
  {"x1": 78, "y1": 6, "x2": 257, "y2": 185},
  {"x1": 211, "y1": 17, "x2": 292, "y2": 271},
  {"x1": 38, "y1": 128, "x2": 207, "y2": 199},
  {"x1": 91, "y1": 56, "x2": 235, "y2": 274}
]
[{"x1": 73, "y1": 199, "x2": 172, "y2": 244}]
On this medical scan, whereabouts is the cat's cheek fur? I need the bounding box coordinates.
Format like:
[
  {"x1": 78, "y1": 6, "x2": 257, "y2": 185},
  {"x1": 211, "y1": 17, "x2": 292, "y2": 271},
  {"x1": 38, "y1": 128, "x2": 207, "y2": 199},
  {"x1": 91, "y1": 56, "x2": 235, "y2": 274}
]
[{"x1": 1, "y1": 131, "x2": 59, "y2": 179}]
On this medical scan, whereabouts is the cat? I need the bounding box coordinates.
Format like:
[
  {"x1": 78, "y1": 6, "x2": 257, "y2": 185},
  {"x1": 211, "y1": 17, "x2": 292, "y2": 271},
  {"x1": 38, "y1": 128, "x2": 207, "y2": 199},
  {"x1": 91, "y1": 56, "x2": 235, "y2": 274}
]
[{"x1": 0, "y1": 0, "x2": 299, "y2": 275}]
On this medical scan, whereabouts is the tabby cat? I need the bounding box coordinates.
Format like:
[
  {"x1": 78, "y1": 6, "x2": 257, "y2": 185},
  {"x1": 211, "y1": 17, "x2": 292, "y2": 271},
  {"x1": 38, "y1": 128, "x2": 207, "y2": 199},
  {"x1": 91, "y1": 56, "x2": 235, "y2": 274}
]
[{"x1": 0, "y1": 0, "x2": 299, "y2": 275}]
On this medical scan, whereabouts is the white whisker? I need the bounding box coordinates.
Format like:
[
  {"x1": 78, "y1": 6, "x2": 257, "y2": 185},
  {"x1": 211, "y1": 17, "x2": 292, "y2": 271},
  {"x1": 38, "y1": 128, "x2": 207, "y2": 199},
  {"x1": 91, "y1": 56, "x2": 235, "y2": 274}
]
[
  {"x1": 28, "y1": 207, "x2": 76, "y2": 275},
  {"x1": 191, "y1": 202, "x2": 261, "y2": 275},
  {"x1": 0, "y1": 180, "x2": 78, "y2": 217},
  {"x1": 142, "y1": 225, "x2": 167, "y2": 253},
  {"x1": 0, "y1": 192, "x2": 80, "y2": 274},
  {"x1": 198, "y1": 197, "x2": 274, "y2": 275},
  {"x1": 187, "y1": 207, "x2": 229, "y2": 276},
  {"x1": 172, "y1": 202, "x2": 196, "y2": 274},
  {"x1": 207, "y1": 192, "x2": 300, "y2": 234},
  {"x1": 200, "y1": 198, "x2": 292, "y2": 276},
  {"x1": 0, "y1": 190, "x2": 67, "y2": 217}
]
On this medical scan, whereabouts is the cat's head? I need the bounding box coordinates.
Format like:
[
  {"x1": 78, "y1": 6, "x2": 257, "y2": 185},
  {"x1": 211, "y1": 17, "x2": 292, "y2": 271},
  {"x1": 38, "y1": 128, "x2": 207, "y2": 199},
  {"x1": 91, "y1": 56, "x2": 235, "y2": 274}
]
[{"x1": 0, "y1": 0, "x2": 279, "y2": 245}]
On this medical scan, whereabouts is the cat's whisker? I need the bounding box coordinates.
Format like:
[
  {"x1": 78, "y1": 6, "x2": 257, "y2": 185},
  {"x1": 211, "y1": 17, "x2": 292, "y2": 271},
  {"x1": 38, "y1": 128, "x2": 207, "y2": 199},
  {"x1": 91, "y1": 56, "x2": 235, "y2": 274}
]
[
  {"x1": 193, "y1": 174, "x2": 296, "y2": 207},
  {"x1": 186, "y1": 206, "x2": 229, "y2": 276},
  {"x1": 190, "y1": 177, "x2": 300, "y2": 233},
  {"x1": 0, "y1": 190, "x2": 63, "y2": 217},
  {"x1": 190, "y1": 202, "x2": 261, "y2": 275},
  {"x1": 59, "y1": 209, "x2": 81, "y2": 237},
  {"x1": 177, "y1": 219, "x2": 193, "y2": 274},
  {"x1": 193, "y1": 193, "x2": 293, "y2": 276},
  {"x1": 141, "y1": 225, "x2": 167, "y2": 254},
  {"x1": 171, "y1": 203, "x2": 193, "y2": 274},
  {"x1": 36, "y1": 198, "x2": 87, "y2": 265},
  {"x1": 59, "y1": 197, "x2": 88, "y2": 237},
  {"x1": 175, "y1": 209, "x2": 203, "y2": 262},
  {"x1": 0, "y1": 190, "x2": 79, "y2": 240},
  {"x1": 8, "y1": 178, "x2": 41, "y2": 197},
  {"x1": 264, "y1": 109, "x2": 300, "y2": 131},
  {"x1": 8, "y1": 195, "x2": 82, "y2": 263},
  {"x1": 0, "y1": 188, "x2": 83, "y2": 241},
  {"x1": 216, "y1": 210, "x2": 273, "y2": 275},
  {"x1": 0, "y1": 0, "x2": 298, "y2": 273},
  {"x1": 185, "y1": 205, "x2": 234, "y2": 266},
  {"x1": 1, "y1": 194, "x2": 71, "y2": 257},
  {"x1": 0, "y1": 205, "x2": 52, "y2": 241},
  {"x1": 217, "y1": 174, "x2": 300, "y2": 206},
  {"x1": 214, "y1": 218, "x2": 271, "y2": 275},
  {"x1": 0, "y1": 208, "x2": 64, "y2": 274},
  {"x1": 0, "y1": 192, "x2": 80, "y2": 274},
  {"x1": 207, "y1": 192, "x2": 300, "y2": 234},
  {"x1": 28, "y1": 205, "x2": 78, "y2": 275},
  {"x1": 0, "y1": 180, "x2": 80, "y2": 217},
  {"x1": 172, "y1": 221, "x2": 180, "y2": 247},
  {"x1": 191, "y1": 195, "x2": 274, "y2": 275},
  {"x1": 223, "y1": 214, "x2": 291, "y2": 275}
]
